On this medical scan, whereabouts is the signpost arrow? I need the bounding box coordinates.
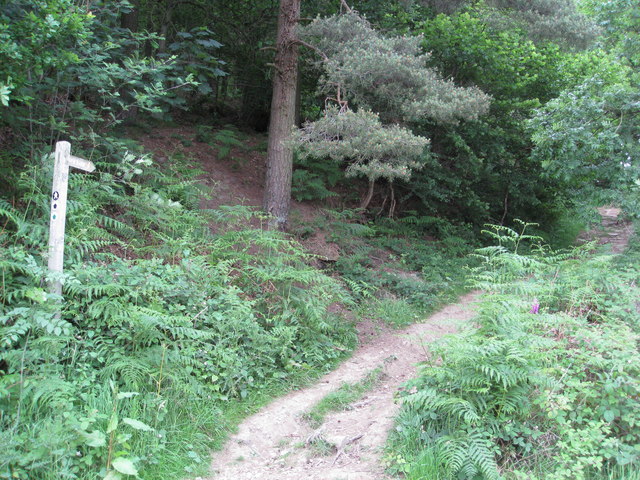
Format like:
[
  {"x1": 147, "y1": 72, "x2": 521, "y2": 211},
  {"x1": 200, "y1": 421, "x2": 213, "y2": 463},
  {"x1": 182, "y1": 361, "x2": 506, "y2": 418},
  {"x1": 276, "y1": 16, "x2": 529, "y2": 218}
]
[{"x1": 48, "y1": 141, "x2": 95, "y2": 298}]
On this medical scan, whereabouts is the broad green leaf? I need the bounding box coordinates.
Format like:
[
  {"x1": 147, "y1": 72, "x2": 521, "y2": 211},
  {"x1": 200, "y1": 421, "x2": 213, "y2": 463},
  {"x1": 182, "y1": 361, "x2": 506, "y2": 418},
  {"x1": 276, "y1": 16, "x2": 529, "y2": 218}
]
[
  {"x1": 112, "y1": 457, "x2": 138, "y2": 476},
  {"x1": 83, "y1": 430, "x2": 106, "y2": 447},
  {"x1": 0, "y1": 80, "x2": 12, "y2": 107},
  {"x1": 104, "y1": 471, "x2": 123, "y2": 480},
  {"x1": 116, "y1": 391, "x2": 139, "y2": 400},
  {"x1": 123, "y1": 418, "x2": 154, "y2": 431},
  {"x1": 107, "y1": 412, "x2": 118, "y2": 433},
  {"x1": 25, "y1": 287, "x2": 47, "y2": 304}
]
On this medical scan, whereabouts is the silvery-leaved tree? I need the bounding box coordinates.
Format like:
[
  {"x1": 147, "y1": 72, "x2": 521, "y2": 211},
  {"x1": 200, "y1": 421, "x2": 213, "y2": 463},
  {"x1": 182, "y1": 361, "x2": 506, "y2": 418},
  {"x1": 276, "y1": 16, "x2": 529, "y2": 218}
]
[
  {"x1": 263, "y1": 2, "x2": 491, "y2": 227},
  {"x1": 292, "y1": 10, "x2": 490, "y2": 214},
  {"x1": 423, "y1": 0, "x2": 598, "y2": 49}
]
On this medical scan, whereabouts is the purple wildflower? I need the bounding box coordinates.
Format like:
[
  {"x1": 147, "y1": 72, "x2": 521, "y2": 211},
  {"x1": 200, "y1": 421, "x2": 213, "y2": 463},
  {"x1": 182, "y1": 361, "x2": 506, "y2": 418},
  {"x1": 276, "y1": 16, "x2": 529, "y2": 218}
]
[{"x1": 530, "y1": 299, "x2": 540, "y2": 314}]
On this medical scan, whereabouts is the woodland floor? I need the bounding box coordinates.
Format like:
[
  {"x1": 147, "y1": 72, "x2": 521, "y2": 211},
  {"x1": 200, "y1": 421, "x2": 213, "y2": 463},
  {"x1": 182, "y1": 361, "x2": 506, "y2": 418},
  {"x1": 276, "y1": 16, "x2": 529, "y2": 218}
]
[
  {"x1": 138, "y1": 125, "x2": 341, "y2": 259},
  {"x1": 140, "y1": 126, "x2": 635, "y2": 480}
]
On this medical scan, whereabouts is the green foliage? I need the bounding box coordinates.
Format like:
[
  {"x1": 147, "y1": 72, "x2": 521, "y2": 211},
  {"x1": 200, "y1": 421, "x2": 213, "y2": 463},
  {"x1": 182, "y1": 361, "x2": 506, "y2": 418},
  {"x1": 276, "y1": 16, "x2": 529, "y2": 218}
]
[
  {"x1": 294, "y1": 107, "x2": 429, "y2": 183},
  {"x1": 469, "y1": 221, "x2": 548, "y2": 293},
  {"x1": 293, "y1": 10, "x2": 489, "y2": 205},
  {"x1": 165, "y1": 27, "x2": 226, "y2": 100},
  {"x1": 0, "y1": 0, "x2": 92, "y2": 103},
  {"x1": 195, "y1": 125, "x2": 248, "y2": 167},
  {"x1": 291, "y1": 169, "x2": 338, "y2": 202},
  {"x1": 311, "y1": 211, "x2": 473, "y2": 311},
  {"x1": 387, "y1": 223, "x2": 640, "y2": 479},
  {"x1": 396, "y1": 8, "x2": 582, "y2": 227},
  {"x1": 419, "y1": 0, "x2": 597, "y2": 48},
  {"x1": 0, "y1": 146, "x2": 355, "y2": 479},
  {"x1": 526, "y1": 1, "x2": 640, "y2": 218},
  {"x1": 479, "y1": 0, "x2": 598, "y2": 48},
  {"x1": 300, "y1": 11, "x2": 490, "y2": 124},
  {"x1": 581, "y1": 0, "x2": 640, "y2": 69},
  {"x1": 360, "y1": 297, "x2": 422, "y2": 329},
  {"x1": 529, "y1": 74, "x2": 640, "y2": 214},
  {"x1": 0, "y1": 0, "x2": 202, "y2": 175}
]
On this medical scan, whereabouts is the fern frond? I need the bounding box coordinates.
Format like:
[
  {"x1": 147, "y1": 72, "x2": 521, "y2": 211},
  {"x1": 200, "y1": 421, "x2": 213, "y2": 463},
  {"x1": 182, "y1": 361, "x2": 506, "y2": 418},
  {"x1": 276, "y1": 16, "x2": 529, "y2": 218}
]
[
  {"x1": 98, "y1": 214, "x2": 137, "y2": 238},
  {"x1": 101, "y1": 353, "x2": 153, "y2": 389},
  {"x1": 24, "y1": 376, "x2": 75, "y2": 413},
  {"x1": 0, "y1": 198, "x2": 22, "y2": 230}
]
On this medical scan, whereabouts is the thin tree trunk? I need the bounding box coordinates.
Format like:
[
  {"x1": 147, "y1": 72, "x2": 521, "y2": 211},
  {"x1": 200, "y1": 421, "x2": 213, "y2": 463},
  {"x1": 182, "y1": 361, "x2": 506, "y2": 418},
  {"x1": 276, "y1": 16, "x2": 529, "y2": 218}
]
[
  {"x1": 158, "y1": 0, "x2": 175, "y2": 54},
  {"x1": 294, "y1": 58, "x2": 302, "y2": 127},
  {"x1": 120, "y1": 1, "x2": 139, "y2": 123},
  {"x1": 263, "y1": 0, "x2": 300, "y2": 230},
  {"x1": 120, "y1": 1, "x2": 139, "y2": 35},
  {"x1": 388, "y1": 181, "x2": 396, "y2": 218},
  {"x1": 360, "y1": 179, "x2": 375, "y2": 210}
]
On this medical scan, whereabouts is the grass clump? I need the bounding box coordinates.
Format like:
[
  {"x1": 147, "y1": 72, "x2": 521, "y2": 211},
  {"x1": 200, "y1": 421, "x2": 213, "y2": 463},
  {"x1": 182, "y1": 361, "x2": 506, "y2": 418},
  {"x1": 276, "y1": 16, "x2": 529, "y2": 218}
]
[{"x1": 302, "y1": 367, "x2": 385, "y2": 429}]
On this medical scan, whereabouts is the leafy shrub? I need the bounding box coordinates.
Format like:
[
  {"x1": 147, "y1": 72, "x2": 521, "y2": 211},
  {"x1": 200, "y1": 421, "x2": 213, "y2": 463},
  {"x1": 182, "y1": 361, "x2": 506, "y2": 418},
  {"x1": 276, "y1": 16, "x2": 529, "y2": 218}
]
[{"x1": 291, "y1": 152, "x2": 344, "y2": 202}]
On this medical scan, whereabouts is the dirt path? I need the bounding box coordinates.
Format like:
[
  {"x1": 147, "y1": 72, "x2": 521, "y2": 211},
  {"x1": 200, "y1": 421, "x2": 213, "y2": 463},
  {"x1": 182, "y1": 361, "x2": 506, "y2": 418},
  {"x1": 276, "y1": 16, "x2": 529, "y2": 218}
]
[
  {"x1": 204, "y1": 292, "x2": 480, "y2": 480},
  {"x1": 593, "y1": 206, "x2": 634, "y2": 253},
  {"x1": 138, "y1": 128, "x2": 633, "y2": 479},
  {"x1": 203, "y1": 208, "x2": 634, "y2": 480}
]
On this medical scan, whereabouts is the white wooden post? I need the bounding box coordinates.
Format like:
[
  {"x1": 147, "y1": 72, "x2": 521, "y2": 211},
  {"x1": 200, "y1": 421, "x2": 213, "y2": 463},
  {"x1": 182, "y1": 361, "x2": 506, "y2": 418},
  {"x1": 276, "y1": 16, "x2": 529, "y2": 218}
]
[{"x1": 48, "y1": 141, "x2": 95, "y2": 297}]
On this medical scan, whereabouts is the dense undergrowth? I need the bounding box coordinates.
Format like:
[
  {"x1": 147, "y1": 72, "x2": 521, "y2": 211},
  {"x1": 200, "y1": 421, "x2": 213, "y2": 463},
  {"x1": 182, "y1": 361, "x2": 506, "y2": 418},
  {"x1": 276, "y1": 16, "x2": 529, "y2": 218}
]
[
  {"x1": 0, "y1": 127, "x2": 479, "y2": 479},
  {"x1": 387, "y1": 223, "x2": 640, "y2": 479},
  {"x1": 2, "y1": 2, "x2": 639, "y2": 479},
  {"x1": 0, "y1": 151, "x2": 358, "y2": 479}
]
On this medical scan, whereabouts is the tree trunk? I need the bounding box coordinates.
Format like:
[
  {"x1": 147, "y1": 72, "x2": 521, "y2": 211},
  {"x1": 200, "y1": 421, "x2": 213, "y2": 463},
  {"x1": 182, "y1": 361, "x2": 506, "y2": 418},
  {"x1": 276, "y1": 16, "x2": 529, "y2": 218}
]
[
  {"x1": 360, "y1": 179, "x2": 375, "y2": 210},
  {"x1": 294, "y1": 59, "x2": 302, "y2": 127},
  {"x1": 263, "y1": 0, "x2": 300, "y2": 230},
  {"x1": 120, "y1": 1, "x2": 139, "y2": 123},
  {"x1": 120, "y1": 1, "x2": 139, "y2": 35},
  {"x1": 158, "y1": 0, "x2": 175, "y2": 55}
]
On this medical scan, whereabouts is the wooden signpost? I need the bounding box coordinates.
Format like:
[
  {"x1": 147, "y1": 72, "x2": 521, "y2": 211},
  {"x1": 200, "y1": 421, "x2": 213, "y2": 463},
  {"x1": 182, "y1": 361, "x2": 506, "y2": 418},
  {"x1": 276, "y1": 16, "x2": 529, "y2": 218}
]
[{"x1": 48, "y1": 141, "x2": 95, "y2": 297}]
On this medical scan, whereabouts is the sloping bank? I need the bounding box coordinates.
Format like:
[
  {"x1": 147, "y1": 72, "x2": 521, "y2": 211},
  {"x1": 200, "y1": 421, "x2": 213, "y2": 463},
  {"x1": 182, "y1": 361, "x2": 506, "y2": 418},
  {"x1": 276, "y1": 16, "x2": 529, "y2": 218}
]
[{"x1": 387, "y1": 222, "x2": 640, "y2": 480}]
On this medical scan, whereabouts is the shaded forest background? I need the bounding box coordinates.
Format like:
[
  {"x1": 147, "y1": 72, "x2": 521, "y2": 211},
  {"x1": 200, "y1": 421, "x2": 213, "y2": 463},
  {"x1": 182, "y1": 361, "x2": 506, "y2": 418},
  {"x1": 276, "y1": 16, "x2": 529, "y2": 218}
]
[{"x1": 2, "y1": 0, "x2": 639, "y2": 229}]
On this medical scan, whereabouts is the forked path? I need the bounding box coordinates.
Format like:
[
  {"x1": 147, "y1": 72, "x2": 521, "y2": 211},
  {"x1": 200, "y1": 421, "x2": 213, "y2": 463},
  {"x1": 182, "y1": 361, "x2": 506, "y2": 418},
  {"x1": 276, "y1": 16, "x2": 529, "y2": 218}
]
[{"x1": 206, "y1": 292, "x2": 480, "y2": 480}]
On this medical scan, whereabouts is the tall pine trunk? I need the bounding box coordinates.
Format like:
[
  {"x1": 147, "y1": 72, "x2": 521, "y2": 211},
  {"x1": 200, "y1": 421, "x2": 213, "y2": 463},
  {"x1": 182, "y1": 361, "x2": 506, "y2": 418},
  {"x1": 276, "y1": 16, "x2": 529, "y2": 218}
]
[{"x1": 263, "y1": 0, "x2": 300, "y2": 230}]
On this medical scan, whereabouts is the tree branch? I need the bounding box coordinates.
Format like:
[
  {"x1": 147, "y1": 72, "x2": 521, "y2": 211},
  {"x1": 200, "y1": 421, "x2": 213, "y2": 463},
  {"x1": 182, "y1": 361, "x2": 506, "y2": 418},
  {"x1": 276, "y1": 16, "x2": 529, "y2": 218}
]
[
  {"x1": 296, "y1": 39, "x2": 329, "y2": 61},
  {"x1": 340, "y1": 0, "x2": 353, "y2": 13}
]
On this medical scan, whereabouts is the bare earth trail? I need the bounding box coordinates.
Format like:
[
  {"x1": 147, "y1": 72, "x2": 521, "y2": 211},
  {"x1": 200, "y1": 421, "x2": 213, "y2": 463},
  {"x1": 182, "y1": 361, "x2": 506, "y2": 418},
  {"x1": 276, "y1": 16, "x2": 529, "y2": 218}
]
[
  {"x1": 205, "y1": 292, "x2": 480, "y2": 480},
  {"x1": 592, "y1": 206, "x2": 634, "y2": 253}
]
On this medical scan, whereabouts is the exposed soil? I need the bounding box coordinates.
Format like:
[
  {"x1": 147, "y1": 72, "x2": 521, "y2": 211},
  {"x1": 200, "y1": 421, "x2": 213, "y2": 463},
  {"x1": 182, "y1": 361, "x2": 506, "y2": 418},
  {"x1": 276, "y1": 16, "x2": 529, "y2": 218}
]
[
  {"x1": 137, "y1": 126, "x2": 266, "y2": 209},
  {"x1": 592, "y1": 206, "x2": 635, "y2": 253},
  {"x1": 138, "y1": 125, "x2": 339, "y2": 255},
  {"x1": 205, "y1": 292, "x2": 480, "y2": 480}
]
